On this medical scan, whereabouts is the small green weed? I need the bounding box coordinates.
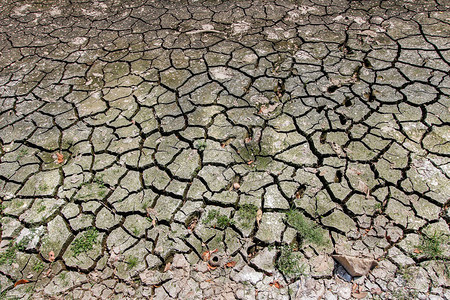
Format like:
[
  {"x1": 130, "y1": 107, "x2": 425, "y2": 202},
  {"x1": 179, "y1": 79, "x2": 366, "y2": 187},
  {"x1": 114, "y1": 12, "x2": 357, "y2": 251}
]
[
  {"x1": 194, "y1": 140, "x2": 207, "y2": 151},
  {"x1": 286, "y1": 210, "x2": 324, "y2": 245},
  {"x1": 236, "y1": 204, "x2": 258, "y2": 229},
  {"x1": 0, "y1": 238, "x2": 29, "y2": 265},
  {"x1": 38, "y1": 183, "x2": 49, "y2": 192},
  {"x1": 374, "y1": 202, "x2": 383, "y2": 211},
  {"x1": 59, "y1": 272, "x2": 67, "y2": 280},
  {"x1": 14, "y1": 200, "x2": 24, "y2": 208},
  {"x1": 16, "y1": 149, "x2": 29, "y2": 160},
  {"x1": 132, "y1": 227, "x2": 140, "y2": 236},
  {"x1": 0, "y1": 243, "x2": 18, "y2": 265},
  {"x1": 127, "y1": 256, "x2": 138, "y2": 269},
  {"x1": 94, "y1": 175, "x2": 105, "y2": 188},
  {"x1": 217, "y1": 215, "x2": 233, "y2": 228},
  {"x1": 203, "y1": 209, "x2": 234, "y2": 229},
  {"x1": 399, "y1": 265, "x2": 413, "y2": 283},
  {"x1": 277, "y1": 245, "x2": 305, "y2": 277},
  {"x1": 37, "y1": 205, "x2": 46, "y2": 213},
  {"x1": 203, "y1": 209, "x2": 219, "y2": 224},
  {"x1": 33, "y1": 261, "x2": 45, "y2": 272},
  {"x1": 71, "y1": 228, "x2": 98, "y2": 257},
  {"x1": 417, "y1": 231, "x2": 449, "y2": 260},
  {"x1": 391, "y1": 287, "x2": 418, "y2": 300}
]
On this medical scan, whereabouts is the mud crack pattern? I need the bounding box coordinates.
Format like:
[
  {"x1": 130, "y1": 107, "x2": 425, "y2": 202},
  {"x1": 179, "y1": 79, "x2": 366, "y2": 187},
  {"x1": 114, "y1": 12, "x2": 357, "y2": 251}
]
[{"x1": 0, "y1": 0, "x2": 449, "y2": 299}]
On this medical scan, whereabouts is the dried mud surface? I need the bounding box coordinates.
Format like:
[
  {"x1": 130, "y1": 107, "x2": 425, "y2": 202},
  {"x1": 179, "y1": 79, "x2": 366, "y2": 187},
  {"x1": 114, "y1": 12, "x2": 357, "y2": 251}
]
[{"x1": 0, "y1": 0, "x2": 449, "y2": 299}]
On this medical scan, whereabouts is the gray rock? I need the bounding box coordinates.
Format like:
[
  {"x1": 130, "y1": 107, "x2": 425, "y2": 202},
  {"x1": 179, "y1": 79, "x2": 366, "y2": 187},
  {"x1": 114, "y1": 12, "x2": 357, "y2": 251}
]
[
  {"x1": 234, "y1": 265, "x2": 264, "y2": 285},
  {"x1": 332, "y1": 255, "x2": 378, "y2": 277}
]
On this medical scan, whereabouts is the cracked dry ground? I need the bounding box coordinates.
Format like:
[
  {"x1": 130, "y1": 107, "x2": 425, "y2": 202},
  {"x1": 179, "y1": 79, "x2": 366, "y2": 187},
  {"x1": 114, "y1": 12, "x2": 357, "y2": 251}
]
[{"x1": 0, "y1": 0, "x2": 449, "y2": 299}]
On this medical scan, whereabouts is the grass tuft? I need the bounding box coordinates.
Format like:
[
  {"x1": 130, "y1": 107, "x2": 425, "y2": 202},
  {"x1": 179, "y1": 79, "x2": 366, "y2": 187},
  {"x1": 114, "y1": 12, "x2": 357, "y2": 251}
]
[
  {"x1": 277, "y1": 245, "x2": 306, "y2": 277},
  {"x1": 71, "y1": 228, "x2": 98, "y2": 257},
  {"x1": 417, "y1": 231, "x2": 449, "y2": 260},
  {"x1": 286, "y1": 210, "x2": 324, "y2": 245}
]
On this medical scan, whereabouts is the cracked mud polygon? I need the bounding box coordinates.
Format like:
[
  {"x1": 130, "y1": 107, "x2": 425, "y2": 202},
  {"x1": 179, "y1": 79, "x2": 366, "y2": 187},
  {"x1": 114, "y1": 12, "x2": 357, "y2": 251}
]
[{"x1": 0, "y1": 0, "x2": 449, "y2": 299}]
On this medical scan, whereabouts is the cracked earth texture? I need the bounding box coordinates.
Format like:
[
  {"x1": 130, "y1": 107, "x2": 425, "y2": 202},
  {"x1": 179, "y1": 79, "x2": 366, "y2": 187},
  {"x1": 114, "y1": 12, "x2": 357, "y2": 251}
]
[{"x1": 0, "y1": 0, "x2": 449, "y2": 299}]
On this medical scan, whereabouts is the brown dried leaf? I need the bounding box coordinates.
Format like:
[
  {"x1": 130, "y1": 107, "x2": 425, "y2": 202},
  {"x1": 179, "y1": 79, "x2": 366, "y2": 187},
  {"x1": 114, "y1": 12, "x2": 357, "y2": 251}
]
[
  {"x1": 202, "y1": 251, "x2": 211, "y2": 261},
  {"x1": 352, "y1": 292, "x2": 368, "y2": 299},
  {"x1": 207, "y1": 263, "x2": 217, "y2": 270},
  {"x1": 233, "y1": 182, "x2": 240, "y2": 190},
  {"x1": 202, "y1": 249, "x2": 218, "y2": 261},
  {"x1": 163, "y1": 262, "x2": 171, "y2": 272},
  {"x1": 221, "y1": 138, "x2": 234, "y2": 148},
  {"x1": 225, "y1": 261, "x2": 236, "y2": 268},
  {"x1": 256, "y1": 209, "x2": 262, "y2": 226},
  {"x1": 358, "y1": 180, "x2": 370, "y2": 198},
  {"x1": 413, "y1": 248, "x2": 423, "y2": 254},
  {"x1": 48, "y1": 251, "x2": 55, "y2": 262},
  {"x1": 187, "y1": 218, "x2": 198, "y2": 231},
  {"x1": 269, "y1": 280, "x2": 282, "y2": 289},
  {"x1": 55, "y1": 152, "x2": 64, "y2": 164},
  {"x1": 14, "y1": 279, "x2": 29, "y2": 287}
]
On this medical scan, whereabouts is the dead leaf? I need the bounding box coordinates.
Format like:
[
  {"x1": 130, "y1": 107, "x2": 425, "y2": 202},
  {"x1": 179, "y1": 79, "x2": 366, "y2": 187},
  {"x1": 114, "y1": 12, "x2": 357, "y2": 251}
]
[
  {"x1": 358, "y1": 180, "x2": 370, "y2": 198},
  {"x1": 45, "y1": 268, "x2": 52, "y2": 277},
  {"x1": 55, "y1": 152, "x2": 64, "y2": 164},
  {"x1": 221, "y1": 138, "x2": 234, "y2": 148},
  {"x1": 329, "y1": 142, "x2": 346, "y2": 158},
  {"x1": 269, "y1": 280, "x2": 282, "y2": 289},
  {"x1": 247, "y1": 160, "x2": 254, "y2": 165},
  {"x1": 14, "y1": 279, "x2": 29, "y2": 287},
  {"x1": 202, "y1": 249, "x2": 218, "y2": 261},
  {"x1": 256, "y1": 209, "x2": 262, "y2": 226},
  {"x1": 187, "y1": 218, "x2": 198, "y2": 231},
  {"x1": 233, "y1": 182, "x2": 240, "y2": 190},
  {"x1": 202, "y1": 251, "x2": 211, "y2": 261},
  {"x1": 370, "y1": 287, "x2": 382, "y2": 295},
  {"x1": 152, "y1": 219, "x2": 157, "y2": 227},
  {"x1": 352, "y1": 292, "x2": 368, "y2": 299},
  {"x1": 225, "y1": 261, "x2": 236, "y2": 268},
  {"x1": 259, "y1": 103, "x2": 279, "y2": 115},
  {"x1": 413, "y1": 248, "x2": 423, "y2": 254},
  {"x1": 207, "y1": 263, "x2": 217, "y2": 270},
  {"x1": 163, "y1": 262, "x2": 171, "y2": 272},
  {"x1": 48, "y1": 251, "x2": 55, "y2": 262}
]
